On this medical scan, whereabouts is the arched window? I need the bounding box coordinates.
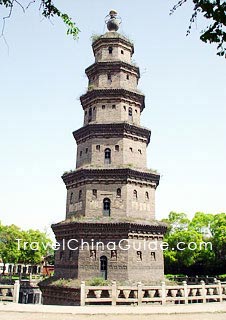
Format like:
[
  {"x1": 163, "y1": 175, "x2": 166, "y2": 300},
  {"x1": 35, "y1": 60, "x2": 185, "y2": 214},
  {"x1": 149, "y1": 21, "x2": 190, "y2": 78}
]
[
  {"x1": 69, "y1": 192, "x2": 73, "y2": 204},
  {"x1": 93, "y1": 189, "x2": 97, "y2": 198},
  {"x1": 115, "y1": 145, "x2": 119, "y2": 152},
  {"x1": 79, "y1": 190, "x2": 82, "y2": 201},
  {"x1": 128, "y1": 107, "x2": 133, "y2": 121},
  {"x1": 104, "y1": 148, "x2": 111, "y2": 164},
  {"x1": 117, "y1": 188, "x2": 121, "y2": 198},
  {"x1": 108, "y1": 47, "x2": 113, "y2": 54},
  {"x1": 88, "y1": 107, "x2": 92, "y2": 122},
  {"x1": 133, "y1": 190, "x2": 138, "y2": 199},
  {"x1": 145, "y1": 191, "x2": 149, "y2": 200},
  {"x1": 103, "y1": 198, "x2": 111, "y2": 216},
  {"x1": 100, "y1": 256, "x2": 108, "y2": 280},
  {"x1": 108, "y1": 74, "x2": 112, "y2": 81}
]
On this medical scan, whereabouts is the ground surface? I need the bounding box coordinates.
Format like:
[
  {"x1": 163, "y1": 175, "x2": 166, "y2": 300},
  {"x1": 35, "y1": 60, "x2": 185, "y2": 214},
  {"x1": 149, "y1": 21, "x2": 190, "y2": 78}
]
[{"x1": 0, "y1": 302, "x2": 226, "y2": 320}]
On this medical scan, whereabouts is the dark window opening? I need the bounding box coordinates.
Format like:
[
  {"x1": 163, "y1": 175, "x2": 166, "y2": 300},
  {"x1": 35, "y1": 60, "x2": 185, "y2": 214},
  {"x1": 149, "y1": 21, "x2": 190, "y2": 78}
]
[
  {"x1": 133, "y1": 190, "x2": 138, "y2": 199},
  {"x1": 102, "y1": 105, "x2": 106, "y2": 109},
  {"x1": 79, "y1": 190, "x2": 82, "y2": 201},
  {"x1": 128, "y1": 107, "x2": 133, "y2": 121},
  {"x1": 130, "y1": 147, "x2": 133, "y2": 152},
  {"x1": 80, "y1": 150, "x2": 82, "y2": 157},
  {"x1": 96, "y1": 145, "x2": 100, "y2": 151},
  {"x1": 69, "y1": 192, "x2": 73, "y2": 204},
  {"x1": 115, "y1": 145, "x2": 119, "y2": 152},
  {"x1": 89, "y1": 107, "x2": 92, "y2": 117},
  {"x1": 93, "y1": 189, "x2": 97, "y2": 198},
  {"x1": 121, "y1": 50, "x2": 124, "y2": 54},
  {"x1": 100, "y1": 256, "x2": 108, "y2": 280},
  {"x1": 103, "y1": 198, "x2": 111, "y2": 216},
  {"x1": 86, "y1": 148, "x2": 88, "y2": 154},
  {"x1": 108, "y1": 47, "x2": 113, "y2": 54},
  {"x1": 126, "y1": 74, "x2": 129, "y2": 80},
  {"x1": 117, "y1": 188, "x2": 121, "y2": 198},
  {"x1": 85, "y1": 111, "x2": 87, "y2": 115},
  {"x1": 137, "y1": 251, "x2": 142, "y2": 261},
  {"x1": 112, "y1": 105, "x2": 116, "y2": 109},
  {"x1": 104, "y1": 148, "x2": 111, "y2": 164},
  {"x1": 145, "y1": 191, "x2": 149, "y2": 200},
  {"x1": 111, "y1": 250, "x2": 117, "y2": 260},
  {"x1": 90, "y1": 250, "x2": 96, "y2": 260},
  {"x1": 124, "y1": 105, "x2": 126, "y2": 111},
  {"x1": 151, "y1": 252, "x2": 156, "y2": 261},
  {"x1": 108, "y1": 74, "x2": 112, "y2": 81},
  {"x1": 138, "y1": 149, "x2": 142, "y2": 154}
]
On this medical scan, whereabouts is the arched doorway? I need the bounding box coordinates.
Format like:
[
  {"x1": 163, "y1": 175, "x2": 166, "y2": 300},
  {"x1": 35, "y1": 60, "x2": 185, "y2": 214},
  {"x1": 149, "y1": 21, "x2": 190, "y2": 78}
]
[
  {"x1": 103, "y1": 198, "x2": 111, "y2": 216},
  {"x1": 100, "y1": 256, "x2": 108, "y2": 280},
  {"x1": 104, "y1": 148, "x2": 111, "y2": 164}
]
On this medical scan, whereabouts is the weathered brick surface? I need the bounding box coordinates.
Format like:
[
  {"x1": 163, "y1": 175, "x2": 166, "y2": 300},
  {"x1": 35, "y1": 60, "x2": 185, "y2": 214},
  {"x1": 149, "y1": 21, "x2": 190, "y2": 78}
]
[{"x1": 53, "y1": 26, "x2": 166, "y2": 287}]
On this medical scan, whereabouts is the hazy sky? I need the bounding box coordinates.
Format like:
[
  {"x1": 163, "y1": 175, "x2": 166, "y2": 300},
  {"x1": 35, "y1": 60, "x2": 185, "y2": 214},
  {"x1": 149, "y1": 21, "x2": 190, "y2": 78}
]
[{"x1": 0, "y1": 0, "x2": 225, "y2": 234}]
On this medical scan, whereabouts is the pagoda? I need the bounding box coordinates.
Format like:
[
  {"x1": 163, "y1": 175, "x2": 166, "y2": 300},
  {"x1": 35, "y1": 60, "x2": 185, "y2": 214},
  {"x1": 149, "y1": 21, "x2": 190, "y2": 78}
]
[{"x1": 52, "y1": 10, "x2": 167, "y2": 283}]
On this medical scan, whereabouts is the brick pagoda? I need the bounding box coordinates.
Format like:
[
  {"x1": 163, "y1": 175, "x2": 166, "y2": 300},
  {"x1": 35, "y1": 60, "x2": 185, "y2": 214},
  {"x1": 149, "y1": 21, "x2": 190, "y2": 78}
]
[{"x1": 52, "y1": 10, "x2": 167, "y2": 283}]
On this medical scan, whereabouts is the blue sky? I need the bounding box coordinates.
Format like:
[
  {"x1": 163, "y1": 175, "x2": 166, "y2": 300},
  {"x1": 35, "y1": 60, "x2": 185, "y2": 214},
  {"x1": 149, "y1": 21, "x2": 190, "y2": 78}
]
[{"x1": 0, "y1": 0, "x2": 225, "y2": 233}]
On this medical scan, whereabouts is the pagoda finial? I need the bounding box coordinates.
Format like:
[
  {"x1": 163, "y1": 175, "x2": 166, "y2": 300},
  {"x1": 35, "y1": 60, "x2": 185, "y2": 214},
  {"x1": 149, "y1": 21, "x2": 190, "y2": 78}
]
[{"x1": 105, "y1": 10, "x2": 122, "y2": 32}]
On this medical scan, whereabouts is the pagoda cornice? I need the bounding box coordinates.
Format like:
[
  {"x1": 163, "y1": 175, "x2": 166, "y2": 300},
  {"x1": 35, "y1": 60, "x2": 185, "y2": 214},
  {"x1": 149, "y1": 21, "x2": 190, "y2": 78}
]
[
  {"x1": 92, "y1": 33, "x2": 134, "y2": 54},
  {"x1": 52, "y1": 221, "x2": 167, "y2": 237},
  {"x1": 62, "y1": 168, "x2": 160, "y2": 188},
  {"x1": 73, "y1": 123, "x2": 151, "y2": 145},
  {"x1": 80, "y1": 88, "x2": 145, "y2": 111},
  {"x1": 85, "y1": 61, "x2": 140, "y2": 78}
]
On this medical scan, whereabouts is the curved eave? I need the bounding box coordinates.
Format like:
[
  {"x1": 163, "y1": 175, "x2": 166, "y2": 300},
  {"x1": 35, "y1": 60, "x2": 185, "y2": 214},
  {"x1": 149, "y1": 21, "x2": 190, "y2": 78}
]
[
  {"x1": 52, "y1": 221, "x2": 167, "y2": 236},
  {"x1": 85, "y1": 61, "x2": 140, "y2": 79},
  {"x1": 73, "y1": 123, "x2": 151, "y2": 145},
  {"x1": 62, "y1": 168, "x2": 160, "y2": 187},
  {"x1": 80, "y1": 89, "x2": 145, "y2": 112}
]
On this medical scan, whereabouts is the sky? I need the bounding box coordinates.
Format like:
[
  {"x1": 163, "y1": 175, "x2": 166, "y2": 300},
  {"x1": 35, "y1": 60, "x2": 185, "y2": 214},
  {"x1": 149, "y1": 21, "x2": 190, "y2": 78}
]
[{"x1": 0, "y1": 0, "x2": 225, "y2": 234}]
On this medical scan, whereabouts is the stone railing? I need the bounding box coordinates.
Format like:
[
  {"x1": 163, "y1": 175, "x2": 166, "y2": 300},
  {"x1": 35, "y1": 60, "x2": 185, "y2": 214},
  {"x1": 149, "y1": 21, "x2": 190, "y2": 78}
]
[
  {"x1": 0, "y1": 280, "x2": 20, "y2": 303},
  {"x1": 80, "y1": 280, "x2": 226, "y2": 306}
]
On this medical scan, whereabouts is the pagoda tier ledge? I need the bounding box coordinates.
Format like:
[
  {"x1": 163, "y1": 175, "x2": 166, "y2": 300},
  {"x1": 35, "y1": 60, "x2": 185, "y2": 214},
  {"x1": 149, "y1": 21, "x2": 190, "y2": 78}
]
[
  {"x1": 62, "y1": 168, "x2": 160, "y2": 188},
  {"x1": 80, "y1": 88, "x2": 145, "y2": 111},
  {"x1": 73, "y1": 122, "x2": 151, "y2": 145},
  {"x1": 52, "y1": 219, "x2": 167, "y2": 237},
  {"x1": 85, "y1": 61, "x2": 140, "y2": 78}
]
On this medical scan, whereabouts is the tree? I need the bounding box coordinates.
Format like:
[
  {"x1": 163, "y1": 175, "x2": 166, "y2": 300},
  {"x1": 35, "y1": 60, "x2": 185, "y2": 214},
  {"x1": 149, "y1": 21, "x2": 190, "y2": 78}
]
[
  {"x1": 171, "y1": 0, "x2": 226, "y2": 56},
  {"x1": 0, "y1": 0, "x2": 80, "y2": 40},
  {"x1": 0, "y1": 222, "x2": 53, "y2": 273},
  {"x1": 0, "y1": 223, "x2": 21, "y2": 274},
  {"x1": 162, "y1": 212, "x2": 226, "y2": 275}
]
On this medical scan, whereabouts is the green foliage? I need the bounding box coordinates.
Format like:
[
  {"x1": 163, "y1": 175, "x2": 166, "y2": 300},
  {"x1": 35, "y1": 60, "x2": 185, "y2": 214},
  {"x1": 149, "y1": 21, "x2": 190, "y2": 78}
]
[
  {"x1": 162, "y1": 212, "x2": 226, "y2": 275},
  {"x1": 87, "y1": 277, "x2": 110, "y2": 286},
  {"x1": 171, "y1": 0, "x2": 226, "y2": 56},
  {"x1": 0, "y1": 0, "x2": 80, "y2": 40},
  {"x1": 0, "y1": 221, "x2": 53, "y2": 272},
  {"x1": 91, "y1": 33, "x2": 102, "y2": 43}
]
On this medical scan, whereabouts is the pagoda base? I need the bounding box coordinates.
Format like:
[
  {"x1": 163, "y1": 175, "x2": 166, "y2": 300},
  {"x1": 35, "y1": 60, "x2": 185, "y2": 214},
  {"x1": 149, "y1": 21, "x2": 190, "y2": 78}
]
[{"x1": 52, "y1": 220, "x2": 167, "y2": 284}]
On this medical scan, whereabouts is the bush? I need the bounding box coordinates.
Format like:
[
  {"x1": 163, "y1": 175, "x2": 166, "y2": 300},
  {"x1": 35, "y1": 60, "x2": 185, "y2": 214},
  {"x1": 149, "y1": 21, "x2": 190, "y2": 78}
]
[{"x1": 87, "y1": 277, "x2": 110, "y2": 286}]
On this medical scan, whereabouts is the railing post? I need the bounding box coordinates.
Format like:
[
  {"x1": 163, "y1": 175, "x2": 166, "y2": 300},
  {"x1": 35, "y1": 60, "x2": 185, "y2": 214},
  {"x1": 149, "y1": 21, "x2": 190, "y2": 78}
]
[
  {"x1": 182, "y1": 281, "x2": 188, "y2": 304},
  {"x1": 161, "y1": 281, "x2": 166, "y2": 305},
  {"x1": 200, "y1": 280, "x2": 206, "y2": 303},
  {"x1": 111, "y1": 281, "x2": 117, "y2": 306},
  {"x1": 217, "y1": 280, "x2": 222, "y2": 302},
  {"x1": 80, "y1": 281, "x2": 86, "y2": 306},
  {"x1": 137, "y1": 282, "x2": 143, "y2": 306},
  {"x1": 13, "y1": 280, "x2": 20, "y2": 303}
]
